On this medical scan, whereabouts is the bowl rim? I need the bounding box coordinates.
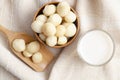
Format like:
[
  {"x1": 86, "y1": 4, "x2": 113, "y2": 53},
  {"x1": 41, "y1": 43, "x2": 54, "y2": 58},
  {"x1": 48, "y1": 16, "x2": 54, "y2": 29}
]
[{"x1": 33, "y1": 1, "x2": 80, "y2": 48}]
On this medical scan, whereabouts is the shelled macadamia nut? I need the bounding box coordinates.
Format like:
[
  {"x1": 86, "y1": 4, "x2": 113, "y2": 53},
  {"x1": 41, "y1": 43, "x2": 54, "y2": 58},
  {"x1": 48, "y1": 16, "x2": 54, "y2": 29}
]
[
  {"x1": 42, "y1": 22, "x2": 56, "y2": 36},
  {"x1": 58, "y1": 36, "x2": 67, "y2": 45},
  {"x1": 56, "y1": 25, "x2": 66, "y2": 37},
  {"x1": 47, "y1": 14, "x2": 62, "y2": 26},
  {"x1": 39, "y1": 33, "x2": 46, "y2": 41},
  {"x1": 36, "y1": 14, "x2": 47, "y2": 23},
  {"x1": 26, "y1": 41, "x2": 40, "y2": 53},
  {"x1": 31, "y1": 20, "x2": 44, "y2": 33},
  {"x1": 64, "y1": 11, "x2": 76, "y2": 22},
  {"x1": 63, "y1": 23, "x2": 76, "y2": 37},
  {"x1": 23, "y1": 50, "x2": 33, "y2": 57},
  {"x1": 12, "y1": 39, "x2": 26, "y2": 52},
  {"x1": 57, "y1": 2, "x2": 70, "y2": 17},
  {"x1": 32, "y1": 52, "x2": 43, "y2": 63},
  {"x1": 46, "y1": 36, "x2": 57, "y2": 46},
  {"x1": 43, "y1": 5, "x2": 56, "y2": 16}
]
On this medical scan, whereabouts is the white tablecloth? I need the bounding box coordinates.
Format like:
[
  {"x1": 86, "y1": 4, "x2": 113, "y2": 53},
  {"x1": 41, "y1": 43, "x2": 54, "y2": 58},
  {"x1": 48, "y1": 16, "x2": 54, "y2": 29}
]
[{"x1": 1, "y1": 0, "x2": 120, "y2": 80}]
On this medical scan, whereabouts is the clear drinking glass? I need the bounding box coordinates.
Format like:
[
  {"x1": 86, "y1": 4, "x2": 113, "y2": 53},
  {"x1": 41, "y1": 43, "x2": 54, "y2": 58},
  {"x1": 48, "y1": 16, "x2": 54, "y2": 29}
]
[{"x1": 77, "y1": 29, "x2": 115, "y2": 66}]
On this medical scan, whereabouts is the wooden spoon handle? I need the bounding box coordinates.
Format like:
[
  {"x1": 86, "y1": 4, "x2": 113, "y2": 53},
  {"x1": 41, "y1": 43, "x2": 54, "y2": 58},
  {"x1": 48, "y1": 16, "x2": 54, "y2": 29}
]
[{"x1": 0, "y1": 25, "x2": 14, "y2": 39}]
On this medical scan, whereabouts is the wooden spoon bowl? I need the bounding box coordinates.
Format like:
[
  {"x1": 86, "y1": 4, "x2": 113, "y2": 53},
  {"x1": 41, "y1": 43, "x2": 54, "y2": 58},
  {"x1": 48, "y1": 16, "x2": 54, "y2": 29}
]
[
  {"x1": 0, "y1": 25, "x2": 54, "y2": 72},
  {"x1": 33, "y1": 2, "x2": 80, "y2": 48}
]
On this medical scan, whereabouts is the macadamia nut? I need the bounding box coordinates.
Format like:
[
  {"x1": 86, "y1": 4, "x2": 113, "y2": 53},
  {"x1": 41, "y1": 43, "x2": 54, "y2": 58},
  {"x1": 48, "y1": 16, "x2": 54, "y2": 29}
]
[
  {"x1": 12, "y1": 39, "x2": 26, "y2": 52},
  {"x1": 23, "y1": 50, "x2": 33, "y2": 57},
  {"x1": 26, "y1": 41, "x2": 40, "y2": 53},
  {"x1": 32, "y1": 52, "x2": 43, "y2": 63},
  {"x1": 39, "y1": 33, "x2": 46, "y2": 41},
  {"x1": 43, "y1": 5, "x2": 56, "y2": 16},
  {"x1": 64, "y1": 11, "x2": 76, "y2": 22},
  {"x1": 58, "y1": 36, "x2": 67, "y2": 45},
  {"x1": 57, "y1": 2, "x2": 70, "y2": 17},
  {"x1": 46, "y1": 36, "x2": 57, "y2": 46},
  {"x1": 31, "y1": 20, "x2": 43, "y2": 33},
  {"x1": 63, "y1": 23, "x2": 76, "y2": 37},
  {"x1": 42, "y1": 22, "x2": 56, "y2": 36},
  {"x1": 47, "y1": 14, "x2": 62, "y2": 26},
  {"x1": 36, "y1": 14, "x2": 47, "y2": 23},
  {"x1": 56, "y1": 25, "x2": 66, "y2": 37}
]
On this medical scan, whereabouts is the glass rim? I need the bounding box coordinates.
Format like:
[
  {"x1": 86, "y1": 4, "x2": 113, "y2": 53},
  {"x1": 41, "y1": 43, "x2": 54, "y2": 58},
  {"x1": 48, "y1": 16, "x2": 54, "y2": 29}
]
[{"x1": 77, "y1": 29, "x2": 115, "y2": 66}]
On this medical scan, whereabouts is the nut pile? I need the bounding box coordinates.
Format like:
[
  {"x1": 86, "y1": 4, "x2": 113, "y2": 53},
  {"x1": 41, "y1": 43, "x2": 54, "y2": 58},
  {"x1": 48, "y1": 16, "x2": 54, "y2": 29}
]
[
  {"x1": 31, "y1": 2, "x2": 77, "y2": 47},
  {"x1": 12, "y1": 39, "x2": 42, "y2": 64}
]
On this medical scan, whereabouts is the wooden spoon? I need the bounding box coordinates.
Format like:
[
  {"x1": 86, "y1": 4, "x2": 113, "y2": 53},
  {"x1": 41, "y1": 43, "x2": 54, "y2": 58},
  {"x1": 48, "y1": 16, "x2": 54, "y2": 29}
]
[{"x1": 0, "y1": 25, "x2": 54, "y2": 72}]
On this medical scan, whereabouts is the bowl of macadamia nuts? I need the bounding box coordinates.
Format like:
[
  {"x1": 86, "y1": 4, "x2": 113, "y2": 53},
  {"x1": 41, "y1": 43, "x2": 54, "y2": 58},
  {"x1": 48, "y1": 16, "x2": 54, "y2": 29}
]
[{"x1": 31, "y1": 2, "x2": 80, "y2": 48}]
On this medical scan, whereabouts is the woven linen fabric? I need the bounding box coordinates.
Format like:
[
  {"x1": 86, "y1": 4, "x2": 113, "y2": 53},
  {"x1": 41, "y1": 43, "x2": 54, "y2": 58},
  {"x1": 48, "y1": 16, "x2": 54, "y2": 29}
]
[{"x1": 0, "y1": 0, "x2": 120, "y2": 80}]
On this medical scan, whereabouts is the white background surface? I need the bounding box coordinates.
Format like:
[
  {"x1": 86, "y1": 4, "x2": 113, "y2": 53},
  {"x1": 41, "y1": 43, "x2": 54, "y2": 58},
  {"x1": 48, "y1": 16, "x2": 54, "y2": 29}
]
[
  {"x1": 0, "y1": 67, "x2": 18, "y2": 80},
  {"x1": 1, "y1": 0, "x2": 120, "y2": 80}
]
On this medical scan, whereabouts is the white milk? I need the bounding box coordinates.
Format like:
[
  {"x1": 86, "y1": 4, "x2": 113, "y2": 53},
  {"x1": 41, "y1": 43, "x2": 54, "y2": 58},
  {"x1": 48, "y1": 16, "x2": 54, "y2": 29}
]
[{"x1": 77, "y1": 30, "x2": 114, "y2": 66}]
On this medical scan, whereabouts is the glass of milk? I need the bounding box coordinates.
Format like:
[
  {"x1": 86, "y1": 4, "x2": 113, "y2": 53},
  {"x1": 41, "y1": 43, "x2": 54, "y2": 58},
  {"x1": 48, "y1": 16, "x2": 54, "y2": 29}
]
[{"x1": 77, "y1": 29, "x2": 115, "y2": 66}]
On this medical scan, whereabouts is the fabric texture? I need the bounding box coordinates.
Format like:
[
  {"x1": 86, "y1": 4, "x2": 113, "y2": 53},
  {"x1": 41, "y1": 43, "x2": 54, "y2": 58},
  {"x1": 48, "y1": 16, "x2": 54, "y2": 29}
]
[{"x1": 0, "y1": 0, "x2": 120, "y2": 80}]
